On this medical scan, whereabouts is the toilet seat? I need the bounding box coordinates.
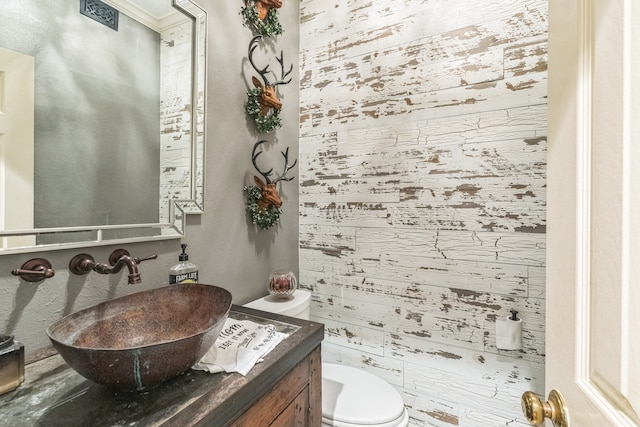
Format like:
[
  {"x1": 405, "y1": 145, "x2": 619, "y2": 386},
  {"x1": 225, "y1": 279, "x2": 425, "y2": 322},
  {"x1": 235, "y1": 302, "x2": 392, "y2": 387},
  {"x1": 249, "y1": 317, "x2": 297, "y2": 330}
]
[
  {"x1": 322, "y1": 411, "x2": 409, "y2": 427},
  {"x1": 321, "y1": 363, "x2": 409, "y2": 427},
  {"x1": 242, "y1": 295, "x2": 408, "y2": 426}
]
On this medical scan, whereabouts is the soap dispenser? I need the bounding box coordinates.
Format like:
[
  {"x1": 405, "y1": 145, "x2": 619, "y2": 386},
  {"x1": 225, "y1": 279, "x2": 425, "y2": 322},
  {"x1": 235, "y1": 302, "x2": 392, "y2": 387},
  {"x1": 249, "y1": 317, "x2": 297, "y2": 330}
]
[{"x1": 169, "y1": 244, "x2": 199, "y2": 284}]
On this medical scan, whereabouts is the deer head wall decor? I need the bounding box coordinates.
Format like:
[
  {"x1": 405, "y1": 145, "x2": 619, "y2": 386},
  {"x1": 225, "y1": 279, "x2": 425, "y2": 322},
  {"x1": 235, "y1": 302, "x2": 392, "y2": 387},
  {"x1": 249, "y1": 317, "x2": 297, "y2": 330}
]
[
  {"x1": 250, "y1": 140, "x2": 297, "y2": 210},
  {"x1": 243, "y1": 140, "x2": 297, "y2": 230},
  {"x1": 241, "y1": 0, "x2": 283, "y2": 38},
  {"x1": 246, "y1": 35, "x2": 293, "y2": 133},
  {"x1": 255, "y1": 0, "x2": 282, "y2": 21}
]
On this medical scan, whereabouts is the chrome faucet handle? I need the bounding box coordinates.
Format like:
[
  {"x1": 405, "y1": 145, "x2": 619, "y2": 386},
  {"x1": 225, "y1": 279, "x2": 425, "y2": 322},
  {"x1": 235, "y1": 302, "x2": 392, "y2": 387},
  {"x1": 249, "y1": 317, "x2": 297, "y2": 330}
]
[
  {"x1": 108, "y1": 249, "x2": 157, "y2": 265},
  {"x1": 11, "y1": 258, "x2": 55, "y2": 282}
]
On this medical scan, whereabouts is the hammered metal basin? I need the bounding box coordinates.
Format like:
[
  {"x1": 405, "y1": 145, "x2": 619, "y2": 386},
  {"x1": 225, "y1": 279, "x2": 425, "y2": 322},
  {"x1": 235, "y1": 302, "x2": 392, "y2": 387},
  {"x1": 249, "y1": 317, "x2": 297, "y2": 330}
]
[{"x1": 47, "y1": 284, "x2": 232, "y2": 391}]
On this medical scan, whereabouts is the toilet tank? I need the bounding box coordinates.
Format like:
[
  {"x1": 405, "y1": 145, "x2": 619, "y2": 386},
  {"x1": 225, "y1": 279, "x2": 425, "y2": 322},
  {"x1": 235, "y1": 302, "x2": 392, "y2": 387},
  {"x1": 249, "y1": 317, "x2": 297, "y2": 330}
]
[{"x1": 244, "y1": 290, "x2": 311, "y2": 320}]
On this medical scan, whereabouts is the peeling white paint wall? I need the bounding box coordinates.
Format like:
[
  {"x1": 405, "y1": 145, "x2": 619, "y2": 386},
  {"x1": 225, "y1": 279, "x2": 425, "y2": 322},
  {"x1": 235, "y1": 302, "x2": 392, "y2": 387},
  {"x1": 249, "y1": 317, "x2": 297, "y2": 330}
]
[
  {"x1": 159, "y1": 19, "x2": 194, "y2": 222},
  {"x1": 299, "y1": 0, "x2": 547, "y2": 425}
]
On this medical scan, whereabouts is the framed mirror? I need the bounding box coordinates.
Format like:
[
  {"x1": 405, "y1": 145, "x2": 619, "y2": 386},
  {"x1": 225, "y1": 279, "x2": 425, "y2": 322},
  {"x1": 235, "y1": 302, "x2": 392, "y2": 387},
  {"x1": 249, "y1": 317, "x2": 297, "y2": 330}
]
[{"x1": 0, "y1": 0, "x2": 206, "y2": 254}]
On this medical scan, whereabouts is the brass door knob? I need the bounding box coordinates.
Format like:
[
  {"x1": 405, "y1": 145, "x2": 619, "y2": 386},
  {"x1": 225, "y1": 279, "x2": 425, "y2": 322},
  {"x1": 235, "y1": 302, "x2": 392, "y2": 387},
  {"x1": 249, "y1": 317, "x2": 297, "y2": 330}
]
[{"x1": 521, "y1": 389, "x2": 569, "y2": 427}]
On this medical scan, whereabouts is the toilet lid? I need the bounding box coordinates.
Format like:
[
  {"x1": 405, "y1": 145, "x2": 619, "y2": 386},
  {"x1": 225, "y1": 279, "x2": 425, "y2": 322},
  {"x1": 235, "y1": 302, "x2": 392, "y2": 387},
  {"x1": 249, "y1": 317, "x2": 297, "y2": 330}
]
[
  {"x1": 322, "y1": 363, "x2": 406, "y2": 426},
  {"x1": 243, "y1": 290, "x2": 311, "y2": 316}
]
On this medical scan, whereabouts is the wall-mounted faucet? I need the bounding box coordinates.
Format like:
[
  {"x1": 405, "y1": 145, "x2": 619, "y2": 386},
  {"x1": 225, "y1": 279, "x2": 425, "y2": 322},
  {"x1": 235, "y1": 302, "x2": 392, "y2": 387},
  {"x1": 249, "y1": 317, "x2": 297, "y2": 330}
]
[{"x1": 69, "y1": 249, "x2": 157, "y2": 284}]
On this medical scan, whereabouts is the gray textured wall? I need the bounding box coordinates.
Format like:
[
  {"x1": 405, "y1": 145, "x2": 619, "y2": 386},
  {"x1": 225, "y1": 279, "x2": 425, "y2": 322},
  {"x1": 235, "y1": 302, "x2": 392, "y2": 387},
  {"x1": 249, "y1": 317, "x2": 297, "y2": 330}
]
[
  {"x1": 187, "y1": 0, "x2": 300, "y2": 305},
  {"x1": 0, "y1": 0, "x2": 300, "y2": 362}
]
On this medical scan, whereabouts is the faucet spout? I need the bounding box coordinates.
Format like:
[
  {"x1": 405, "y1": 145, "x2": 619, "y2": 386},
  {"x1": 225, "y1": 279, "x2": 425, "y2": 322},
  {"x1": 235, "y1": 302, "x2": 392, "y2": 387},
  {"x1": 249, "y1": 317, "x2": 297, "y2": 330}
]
[
  {"x1": 100, "y1": 255, "x2": 140, "y2": 284},
  {"x1": 69, "y1": 249, "x2": 157, "y2": 284}
]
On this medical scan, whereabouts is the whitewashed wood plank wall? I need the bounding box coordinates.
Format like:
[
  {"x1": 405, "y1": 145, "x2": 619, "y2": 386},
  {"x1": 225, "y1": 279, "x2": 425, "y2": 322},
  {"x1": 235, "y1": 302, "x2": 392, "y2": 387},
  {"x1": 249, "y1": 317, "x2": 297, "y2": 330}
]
[
  {"x1": 299, "y1": 0, "x2": 547, "y2": 425},
  {"x1": 159, "y1": 20, "x2": 194, "y2": 222}
]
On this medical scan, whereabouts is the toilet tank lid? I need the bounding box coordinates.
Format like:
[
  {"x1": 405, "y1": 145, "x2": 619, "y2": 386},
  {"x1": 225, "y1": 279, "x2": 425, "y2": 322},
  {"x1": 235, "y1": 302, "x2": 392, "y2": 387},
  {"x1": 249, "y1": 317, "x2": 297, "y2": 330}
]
[
  {"x1": 244, "y1": 289, "x2": 311, "y2": 315},
  {"x1": 322, "y1": 363, "x2": 406, "y2": 425}
]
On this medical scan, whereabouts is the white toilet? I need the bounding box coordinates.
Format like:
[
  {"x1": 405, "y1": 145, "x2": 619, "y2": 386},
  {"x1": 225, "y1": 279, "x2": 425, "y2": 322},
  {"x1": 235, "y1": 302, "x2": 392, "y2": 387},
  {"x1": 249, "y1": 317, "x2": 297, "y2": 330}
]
[{"x1": 245, "y1": 290, "x2": 409, "y2": 427}]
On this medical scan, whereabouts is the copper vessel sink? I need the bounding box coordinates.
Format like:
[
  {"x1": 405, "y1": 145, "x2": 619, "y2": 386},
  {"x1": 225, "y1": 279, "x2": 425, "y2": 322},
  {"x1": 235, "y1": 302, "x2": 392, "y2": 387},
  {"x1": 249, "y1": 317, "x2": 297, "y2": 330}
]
[{"x1": 47, "y1": 284, "x2": 232, "y2": 391}]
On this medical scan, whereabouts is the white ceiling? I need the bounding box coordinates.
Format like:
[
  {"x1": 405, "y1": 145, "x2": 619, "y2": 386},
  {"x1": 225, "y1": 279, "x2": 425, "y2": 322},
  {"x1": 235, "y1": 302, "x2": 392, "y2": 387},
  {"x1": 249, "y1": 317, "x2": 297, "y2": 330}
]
[
  {"x1": 125, "y1": 0, "x2": 176, "y2": 20},
  {"x1": 102, "y1": 0, "x2": 186, "y2": 32}
]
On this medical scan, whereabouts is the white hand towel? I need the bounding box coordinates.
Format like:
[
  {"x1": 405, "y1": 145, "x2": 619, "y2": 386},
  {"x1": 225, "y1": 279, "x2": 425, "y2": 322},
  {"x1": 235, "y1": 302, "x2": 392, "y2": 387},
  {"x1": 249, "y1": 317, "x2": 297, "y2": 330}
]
[{"x1": 193, "y1": 318, "x2": 289, "y2": 376}]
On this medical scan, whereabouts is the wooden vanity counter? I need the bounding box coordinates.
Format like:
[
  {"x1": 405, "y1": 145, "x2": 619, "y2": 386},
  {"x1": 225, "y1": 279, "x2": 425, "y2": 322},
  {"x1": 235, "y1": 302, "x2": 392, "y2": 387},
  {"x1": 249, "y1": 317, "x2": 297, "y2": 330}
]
[{"x1": 0, "y1": 305, "x2": 324, "y2": 427}]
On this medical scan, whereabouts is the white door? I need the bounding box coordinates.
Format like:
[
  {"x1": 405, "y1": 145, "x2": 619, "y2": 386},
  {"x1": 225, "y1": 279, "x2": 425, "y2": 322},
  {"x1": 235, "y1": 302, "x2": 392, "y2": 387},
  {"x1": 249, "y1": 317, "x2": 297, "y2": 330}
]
[
  {"x1": 0, "y1": 47, "x2": 35, "y2": 248},
  {"x1": 543, "y1": 0, "x2": 640, "y2": 425}
]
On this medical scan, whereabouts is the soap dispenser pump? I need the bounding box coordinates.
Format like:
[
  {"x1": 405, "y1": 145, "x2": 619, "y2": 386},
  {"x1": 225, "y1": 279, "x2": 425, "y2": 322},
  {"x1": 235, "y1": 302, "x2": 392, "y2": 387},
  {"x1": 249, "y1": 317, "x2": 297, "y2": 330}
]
[{"x1": 169, "y1": 244, "x2": 199, "y2": 284}]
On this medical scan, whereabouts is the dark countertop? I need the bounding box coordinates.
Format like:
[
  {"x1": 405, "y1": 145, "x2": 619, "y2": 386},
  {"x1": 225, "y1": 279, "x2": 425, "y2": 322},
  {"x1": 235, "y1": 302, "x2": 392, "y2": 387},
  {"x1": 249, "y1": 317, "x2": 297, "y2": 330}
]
[{"x1": 0, "y1": 305, "x2": 324, "y2": 427}]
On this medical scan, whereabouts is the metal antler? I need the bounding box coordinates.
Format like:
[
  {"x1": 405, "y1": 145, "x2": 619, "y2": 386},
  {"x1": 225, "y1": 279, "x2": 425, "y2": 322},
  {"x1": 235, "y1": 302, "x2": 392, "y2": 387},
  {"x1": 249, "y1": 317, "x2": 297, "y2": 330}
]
[
  {"x1": 251, "y1": 140, "x2": 297, "y2": 184},
  {"x1": 252, "y1": 140, "x2": 275, "y2": 183},
  {"x1": 272, "y1": 146, "x2": 296, "y2": 183},
  {"x1": 248, "y1": 35, "x2": 293, "y2": 87},
  {"x1": 248, "y1": 36, "x2": 271, "y2": 87},
  {"x1": 273, "y1": 50, "x2": 293, "y2": 87}
]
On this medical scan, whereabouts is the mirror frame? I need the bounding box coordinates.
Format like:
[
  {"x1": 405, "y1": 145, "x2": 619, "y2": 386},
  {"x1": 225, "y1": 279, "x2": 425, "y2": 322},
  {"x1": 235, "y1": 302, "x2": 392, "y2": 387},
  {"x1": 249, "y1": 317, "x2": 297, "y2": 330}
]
[{"x1": 0, "y1": 0, "x2": 207, "y2": 255}]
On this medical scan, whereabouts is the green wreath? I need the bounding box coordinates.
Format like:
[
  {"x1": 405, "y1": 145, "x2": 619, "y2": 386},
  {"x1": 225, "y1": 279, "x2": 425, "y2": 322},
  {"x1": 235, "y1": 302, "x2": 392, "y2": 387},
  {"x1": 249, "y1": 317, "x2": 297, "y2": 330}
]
[
  {"x1": 241, "y1": 2, "x2": 283, "y2": 38},
  {"x1": 244, "y1": 185, "x2": 282, "y2": 230},
  {"x1": 245, "y1": 87, "x2": 282, "y2": 133}
]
